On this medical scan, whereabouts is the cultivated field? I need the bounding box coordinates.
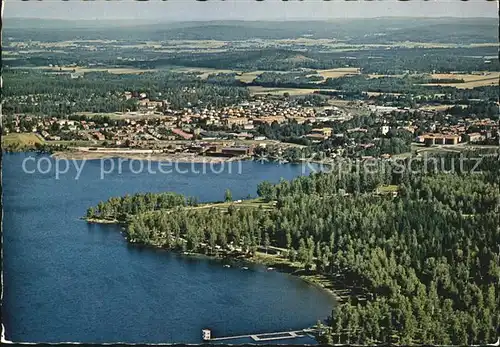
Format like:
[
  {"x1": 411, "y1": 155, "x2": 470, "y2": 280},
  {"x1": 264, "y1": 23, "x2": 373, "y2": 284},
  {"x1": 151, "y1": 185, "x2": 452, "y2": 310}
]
[
  {"x1": 317, "y1": 67, "x2": 360, "y2": 79},
  {"x1": 422, "y1": 72, "x2": 500, "y2": 88}
]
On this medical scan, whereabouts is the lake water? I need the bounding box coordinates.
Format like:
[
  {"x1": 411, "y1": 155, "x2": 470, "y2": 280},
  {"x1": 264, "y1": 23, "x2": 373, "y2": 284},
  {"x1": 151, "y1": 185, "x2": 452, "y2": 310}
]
[{"x1": 2, "y1": 153, "x2": 335, "y2": 343}]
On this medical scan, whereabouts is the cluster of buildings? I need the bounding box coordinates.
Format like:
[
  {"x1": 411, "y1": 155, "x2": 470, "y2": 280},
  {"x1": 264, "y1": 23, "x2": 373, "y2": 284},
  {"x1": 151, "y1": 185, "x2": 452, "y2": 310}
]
[
  {"x1": 124, "y1": 91, "x2": 349, "y2": 126},
  {"x1": 4, "y1": 91, "x2": 498, "y2": 160},
  {"x1": 415, "y1": 117, "x2": 497, "y2": 146}
]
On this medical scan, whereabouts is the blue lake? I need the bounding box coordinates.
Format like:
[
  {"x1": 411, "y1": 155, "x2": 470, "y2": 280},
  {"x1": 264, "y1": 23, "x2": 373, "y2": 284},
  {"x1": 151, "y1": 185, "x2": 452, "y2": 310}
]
[{"x1": 2, "y1": 152, "x2": 335, "y2": 343}]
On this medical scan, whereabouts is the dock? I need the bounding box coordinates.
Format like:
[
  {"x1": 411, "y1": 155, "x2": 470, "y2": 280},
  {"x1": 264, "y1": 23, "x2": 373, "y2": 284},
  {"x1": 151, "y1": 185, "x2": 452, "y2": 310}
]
[{"x1": 209, "y1": 328, "x2": 317, "y2": 342}]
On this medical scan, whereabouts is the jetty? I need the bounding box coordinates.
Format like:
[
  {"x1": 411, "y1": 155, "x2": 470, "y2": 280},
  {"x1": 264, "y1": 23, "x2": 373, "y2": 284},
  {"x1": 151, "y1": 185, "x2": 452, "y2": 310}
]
[{"x1": 207, "y1": 328, "x2": 318, "y2": 342}]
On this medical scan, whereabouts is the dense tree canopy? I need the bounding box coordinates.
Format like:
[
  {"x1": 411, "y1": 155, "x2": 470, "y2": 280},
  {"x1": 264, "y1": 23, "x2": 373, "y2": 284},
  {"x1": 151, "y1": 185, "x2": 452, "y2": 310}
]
[{"x1": 87, "y1": 153, "x2": 500, "y2": 344}]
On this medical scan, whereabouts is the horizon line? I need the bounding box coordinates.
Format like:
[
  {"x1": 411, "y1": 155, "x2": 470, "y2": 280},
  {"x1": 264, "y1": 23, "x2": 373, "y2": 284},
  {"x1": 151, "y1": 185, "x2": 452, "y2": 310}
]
[{"x1": 5, "y1": 15, "x2": 498, "y2": 21}]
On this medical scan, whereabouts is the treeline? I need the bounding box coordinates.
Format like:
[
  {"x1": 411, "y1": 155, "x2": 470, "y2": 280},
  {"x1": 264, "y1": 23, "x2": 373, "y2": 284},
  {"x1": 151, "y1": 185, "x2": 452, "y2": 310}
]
[
  {"x1": 253, "y1": 71, "x2": 323, "y2": 87},
  {"x1": 369, "y1": 88, "x2": 499, "y2": 108},
  {"x1": 4, "y1": 67, "x2": 497, "y2": 118},
  {"x1": 86, "y1": 153, "x2": 499, "y2": 344},
  {"x1": 256, "y1": 120, "x2": 313, "y2": 143},
  {"x1": 2, "y1": 141, "x2": 69, "y2": 154},
  {"x1": 115, "y1": 47, "x2": 499, "y2": 74},
  {"x1": 446, "y1": 101, "x2": 499, "y2": 119},
  {"x1": 2, "y1": 70, "x2": 250, "y2": 116},
  {"x1": 197, "y1": 69, "x2": 497, "y2": 104}
]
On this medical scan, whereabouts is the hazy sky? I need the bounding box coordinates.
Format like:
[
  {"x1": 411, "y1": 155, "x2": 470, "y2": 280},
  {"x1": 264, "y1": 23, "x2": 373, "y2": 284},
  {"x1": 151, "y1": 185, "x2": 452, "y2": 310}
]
[{"x1": 5, "y1": 0, "x2": 498, "y2": 21}]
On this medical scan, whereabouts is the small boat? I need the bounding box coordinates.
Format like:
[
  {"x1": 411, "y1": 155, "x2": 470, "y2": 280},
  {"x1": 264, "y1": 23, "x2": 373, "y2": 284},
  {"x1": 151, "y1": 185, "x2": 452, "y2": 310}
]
[
  {"x1": 267, "y1": 267, "x2": 275, "y2": 271},
  {"x1": 242, "y1": 266, "x2": 248, "y2": 270},
  {"x1": 223, "y1": 264, "x2": 231, "y2": 268}
]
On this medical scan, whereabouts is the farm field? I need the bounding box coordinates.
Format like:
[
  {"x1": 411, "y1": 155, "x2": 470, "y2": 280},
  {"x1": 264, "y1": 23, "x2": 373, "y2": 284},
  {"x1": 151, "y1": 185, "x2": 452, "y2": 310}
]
[
  {"x1": 317, "y1": 67, "x2": 360, "y2": 79},
  {"x1": 422, "y1": 72, "x2": 500, "y2": 88}
]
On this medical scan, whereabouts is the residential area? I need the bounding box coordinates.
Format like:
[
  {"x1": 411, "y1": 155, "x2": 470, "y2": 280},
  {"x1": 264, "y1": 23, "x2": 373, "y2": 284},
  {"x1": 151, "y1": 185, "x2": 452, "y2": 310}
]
[{"x1": 3, "y1": 90, "x2": 498, "y2": 161}]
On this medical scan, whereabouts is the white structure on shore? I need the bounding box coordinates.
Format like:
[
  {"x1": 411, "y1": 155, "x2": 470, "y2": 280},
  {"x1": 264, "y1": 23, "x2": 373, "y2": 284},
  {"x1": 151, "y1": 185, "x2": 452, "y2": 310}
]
[{"x1": 202, "y1": 329, "x2": 211, "y2": 341}]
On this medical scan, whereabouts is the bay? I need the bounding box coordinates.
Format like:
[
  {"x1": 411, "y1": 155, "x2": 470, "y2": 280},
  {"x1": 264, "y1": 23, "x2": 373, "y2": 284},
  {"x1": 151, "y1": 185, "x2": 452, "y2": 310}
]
[{"x1": 2, "y1": 153, "x2": 335, "y2": 343}]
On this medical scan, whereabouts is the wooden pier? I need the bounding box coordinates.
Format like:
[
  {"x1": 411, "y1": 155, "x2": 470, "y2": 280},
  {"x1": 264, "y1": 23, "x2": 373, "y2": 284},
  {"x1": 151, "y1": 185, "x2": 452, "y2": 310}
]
[{"x1": 209, "y1": 328, "x2": 317, "y2": 342}]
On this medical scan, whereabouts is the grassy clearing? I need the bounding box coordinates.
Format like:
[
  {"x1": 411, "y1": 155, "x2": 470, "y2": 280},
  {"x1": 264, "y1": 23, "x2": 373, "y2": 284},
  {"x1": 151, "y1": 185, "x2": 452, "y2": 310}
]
[
  {"x1": 187, "y1": 198, "x2": 275, "y2": 212},
  {"x1": 418, "y1": 104, "x2": 453, "y2": 111},
  {"x1": 421, "y1": 72, "x2": 499, "y2": 89},
  {"x1": 131, "y1": 198, "x2": 275, "y2": 221},
  {"x1": 2, "y1": 133, "x2": 44, "y2": 147},
  {"x1": 422, "y1": 78, "x2": 498, "y2": 89},
  {"x1": 252, "y1": 251, "x2": 303, "y2": 269},
  {"x1": 415, "y1": 146, "x2": 461, "y2": 155},
  {"x1": 430, "y1": 72, "x2": 499, "y2": 82},
  {"x1": 376, "y1": 185, "x2": 399, "y2": 194}
]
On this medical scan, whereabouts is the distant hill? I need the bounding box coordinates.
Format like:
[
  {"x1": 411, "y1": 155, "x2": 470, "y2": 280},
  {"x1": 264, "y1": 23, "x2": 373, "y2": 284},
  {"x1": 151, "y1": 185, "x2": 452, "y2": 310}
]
[{"x1": 3, "y1": 18, "x2": 497, "y2": 44}]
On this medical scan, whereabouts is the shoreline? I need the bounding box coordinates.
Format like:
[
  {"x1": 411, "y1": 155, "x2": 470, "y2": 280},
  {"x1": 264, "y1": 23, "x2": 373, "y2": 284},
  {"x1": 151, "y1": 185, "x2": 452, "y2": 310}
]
[
  {"x1": 85, "y1": 216, "x2": 345, "y2": 303},
  {"x1": 53, "y1": 150, "x2": 249, "y2": 163}
]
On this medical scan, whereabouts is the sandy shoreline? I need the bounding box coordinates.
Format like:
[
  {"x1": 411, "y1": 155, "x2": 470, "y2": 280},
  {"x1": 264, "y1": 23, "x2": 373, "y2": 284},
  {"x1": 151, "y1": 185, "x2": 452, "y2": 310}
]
[{"x1": 52, "y1": 150, "x2": 249, "y2": 163}]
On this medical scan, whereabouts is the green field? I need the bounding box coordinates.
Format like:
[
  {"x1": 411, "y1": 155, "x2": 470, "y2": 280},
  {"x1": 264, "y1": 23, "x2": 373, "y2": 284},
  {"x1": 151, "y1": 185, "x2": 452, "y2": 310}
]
[
  {"x1": 2, "y1": 133, "x2": 44, "y2": 148},
  {"x1": 189, "y1": 198, "x2": 275, "y2": 211},
  {"x1": 376, "y1": 185, "x2": 399, "y2": 194}
]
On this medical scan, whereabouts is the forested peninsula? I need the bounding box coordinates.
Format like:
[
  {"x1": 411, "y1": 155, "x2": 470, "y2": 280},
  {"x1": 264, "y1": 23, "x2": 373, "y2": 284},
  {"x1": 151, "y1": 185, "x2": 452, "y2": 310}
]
[{"x1": 86, "y1": 152, "x2": 499, "y2": 345}]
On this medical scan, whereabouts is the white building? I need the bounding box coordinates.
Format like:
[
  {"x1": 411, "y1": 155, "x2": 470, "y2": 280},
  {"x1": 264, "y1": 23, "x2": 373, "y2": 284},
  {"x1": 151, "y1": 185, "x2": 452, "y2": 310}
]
[{"x1": 202, "y1": 329, "x2": 211, "y2": 341}]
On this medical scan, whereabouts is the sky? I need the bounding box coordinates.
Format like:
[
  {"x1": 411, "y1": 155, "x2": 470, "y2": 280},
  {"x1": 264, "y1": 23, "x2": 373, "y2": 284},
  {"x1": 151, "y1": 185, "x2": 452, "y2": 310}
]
[{"x1": 4, "y1": 0, "x2": 498, "y2": 21}]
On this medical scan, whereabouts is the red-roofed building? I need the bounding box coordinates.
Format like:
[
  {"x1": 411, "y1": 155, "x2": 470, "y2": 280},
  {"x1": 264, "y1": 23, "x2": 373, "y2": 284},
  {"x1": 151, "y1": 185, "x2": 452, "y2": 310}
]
[{"x1": 172, "y1": 128, "x2": 193, "y2": 140}]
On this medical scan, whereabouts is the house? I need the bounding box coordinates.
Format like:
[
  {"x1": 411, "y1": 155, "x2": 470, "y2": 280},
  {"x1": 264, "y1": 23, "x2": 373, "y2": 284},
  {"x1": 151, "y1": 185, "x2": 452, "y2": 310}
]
[
  {"x1": 223, "y1": 117, "x2": 249, "y2": 128},
  {"x1": 464, "y1": 133, "x2": 484, "y2": 143},
  {"x1": 421, "y1": 134, "x2": 460, "y2": 146},
  {"x1": 221, "y1": 146, "x2": 254, "y2": 157},
  {"x1": 253, "y1": 116, "x2": 287, "y2": 125},
  {"x1": 381, "y1": 125, "x2": 390, "y2": 135},
  {"x1": 93, "y1": 132, "x2": 106, "y2": 141}
]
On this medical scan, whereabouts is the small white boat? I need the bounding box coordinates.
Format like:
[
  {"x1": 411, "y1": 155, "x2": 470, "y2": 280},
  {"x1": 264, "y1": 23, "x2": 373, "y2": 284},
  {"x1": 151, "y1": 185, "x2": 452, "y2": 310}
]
[
  {"x1": 223, "y1": 264, "x2": 231, "y2": 268},
  {"x1": 242, "y1": 267, "x2": 248, "y2": 270},
  {"x1": 267, "y1": 267, "x2": 275, "y2": 271}
]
